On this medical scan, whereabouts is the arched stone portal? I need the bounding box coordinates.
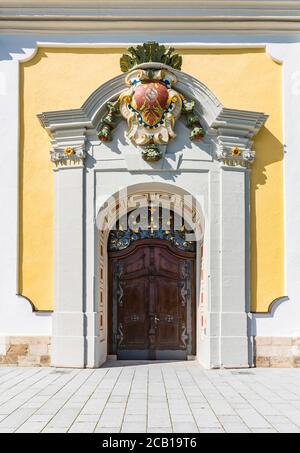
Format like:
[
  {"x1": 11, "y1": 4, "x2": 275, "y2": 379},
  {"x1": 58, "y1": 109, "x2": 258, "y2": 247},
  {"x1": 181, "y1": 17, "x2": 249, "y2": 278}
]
[
  {"x1": 38, "y1": 53, "x2": 267, "y2": 368},
  {"x1": 95, "y1": 184, "x2": 205, "y2": 364}
]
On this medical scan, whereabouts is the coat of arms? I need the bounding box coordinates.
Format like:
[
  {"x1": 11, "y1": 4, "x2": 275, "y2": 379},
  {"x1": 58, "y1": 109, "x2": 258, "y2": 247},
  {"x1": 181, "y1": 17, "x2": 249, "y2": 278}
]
[
  {"x1": 119, "y1": 69, "x2": 182, "y2": 154},
  {"x1": 98, "y1": 42, "x2": 204, "y2": 162}
]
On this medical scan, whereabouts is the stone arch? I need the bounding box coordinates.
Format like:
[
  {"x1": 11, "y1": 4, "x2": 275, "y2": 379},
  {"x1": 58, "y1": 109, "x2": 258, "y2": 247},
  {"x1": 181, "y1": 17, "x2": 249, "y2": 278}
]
[
  {"x1": 96, "y1": 181, "x2": 205, "y2": 240},
  {"x1": 81, "y1": 62, "x2": 222, "y2": 131},
  {"x1": 95, "y1": 181, "x2": 206, "y2": 363}
]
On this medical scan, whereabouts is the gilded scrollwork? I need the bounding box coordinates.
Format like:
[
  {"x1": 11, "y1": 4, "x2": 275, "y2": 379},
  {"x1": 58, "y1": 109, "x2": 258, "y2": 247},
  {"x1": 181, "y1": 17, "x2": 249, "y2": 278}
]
[{"x1": 108, "y1": 207, "x2": 196, "y2": 252}]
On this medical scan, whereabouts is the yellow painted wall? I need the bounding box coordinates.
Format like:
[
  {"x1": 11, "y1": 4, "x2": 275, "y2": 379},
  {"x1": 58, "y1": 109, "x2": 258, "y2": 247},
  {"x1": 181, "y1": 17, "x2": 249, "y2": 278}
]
[{"x1": 19, "y1": 47, "x2": 284, "y2": 312}]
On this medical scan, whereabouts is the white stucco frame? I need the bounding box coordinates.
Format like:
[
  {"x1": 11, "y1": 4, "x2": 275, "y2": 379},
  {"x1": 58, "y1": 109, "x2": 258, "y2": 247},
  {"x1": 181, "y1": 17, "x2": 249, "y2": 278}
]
[
  {"x1": 0, "y1": 39, "x2": 286, "y2": 344},
  {"x1": 38, "y1": 63, "x2": 266, "y2": 369},
  {"x1": 1, "y1": 0, "x2": 299, "y2": 363}
]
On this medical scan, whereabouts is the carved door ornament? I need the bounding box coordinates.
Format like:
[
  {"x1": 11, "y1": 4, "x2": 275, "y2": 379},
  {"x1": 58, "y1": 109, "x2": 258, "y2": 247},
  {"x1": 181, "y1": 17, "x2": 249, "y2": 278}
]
[
  {"x1": 98, "y1": 41, "x2": 204, "y2": 162},
  {"x1": 109, "y1": 241, "x2": 195, "y2": 359},
  {"x1": 108, "y1": 207, "x2": 196, "y2": 252}
]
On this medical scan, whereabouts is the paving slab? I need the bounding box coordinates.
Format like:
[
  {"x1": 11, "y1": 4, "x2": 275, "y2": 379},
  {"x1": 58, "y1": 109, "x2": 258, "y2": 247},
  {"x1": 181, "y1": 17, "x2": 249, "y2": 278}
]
[{"x1": 0, "y1": 362, "x2": 299, "y2": 433}]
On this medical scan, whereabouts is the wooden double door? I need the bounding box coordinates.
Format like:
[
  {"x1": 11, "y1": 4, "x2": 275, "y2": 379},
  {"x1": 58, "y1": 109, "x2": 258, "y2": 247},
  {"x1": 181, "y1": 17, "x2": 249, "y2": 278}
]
[{"x1": 108, "y1": 240, "x2": 195, "y2": 360}]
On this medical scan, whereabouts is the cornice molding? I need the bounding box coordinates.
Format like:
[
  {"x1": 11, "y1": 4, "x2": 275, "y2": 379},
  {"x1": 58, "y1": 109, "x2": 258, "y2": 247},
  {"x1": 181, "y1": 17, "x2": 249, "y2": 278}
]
[
  {"x1": 38, "y1": 64, "x2": 267, "y2": 168},
  {"x1": 2, "y1": 1, "x2": 300, "y2": 13},
  {"x1": 8, "y1": 42, "x2": 283, "y2": 66},
  {"x1": 1, "y1": 1, "x2": 300, "y2": 34}
]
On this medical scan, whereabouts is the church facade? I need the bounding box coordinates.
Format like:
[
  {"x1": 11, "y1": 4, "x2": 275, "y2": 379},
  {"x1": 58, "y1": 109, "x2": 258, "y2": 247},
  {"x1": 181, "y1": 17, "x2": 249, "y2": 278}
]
[{"x1": 0, "y1": 1, "x2": 299, "y2": 368}]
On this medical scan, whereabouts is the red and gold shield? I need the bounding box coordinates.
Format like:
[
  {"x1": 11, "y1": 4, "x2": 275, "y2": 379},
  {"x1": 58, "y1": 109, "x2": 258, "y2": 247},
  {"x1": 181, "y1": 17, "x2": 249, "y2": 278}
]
[
  {"x1": 119, "y1": 68, "x2": 182, "y2": 146},
  {"x1": 131, "y1": 82, "x2": 169, "y2": 127}
]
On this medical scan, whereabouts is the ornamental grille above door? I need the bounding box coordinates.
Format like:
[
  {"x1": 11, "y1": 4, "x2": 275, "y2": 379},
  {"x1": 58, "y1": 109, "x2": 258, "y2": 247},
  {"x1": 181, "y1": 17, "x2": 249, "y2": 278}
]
[{"x1": 108, "y1": 207, "x2": 196, "y2": 252}]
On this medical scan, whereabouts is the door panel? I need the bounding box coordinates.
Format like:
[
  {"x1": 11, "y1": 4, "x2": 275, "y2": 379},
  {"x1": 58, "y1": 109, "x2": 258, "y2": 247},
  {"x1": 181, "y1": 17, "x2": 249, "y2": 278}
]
[
  {"x1": 108, "y1": 240, "x2": 195, "y2": 359},
  {"x1": 122, "y1": 248, "x2": 150, "y2": 277},
  {"x1": 118, "y1": 277, "x2": 149, "y2": 350},
  {"x1": 153, "y1": 246, "x2": 187, "y2": 352},
  {"x1": 155, "y1": 253, "x2": 178, "y2": 276},
  {"x1": 154, "y1": 276, "x2": 183, "y2": 350}
]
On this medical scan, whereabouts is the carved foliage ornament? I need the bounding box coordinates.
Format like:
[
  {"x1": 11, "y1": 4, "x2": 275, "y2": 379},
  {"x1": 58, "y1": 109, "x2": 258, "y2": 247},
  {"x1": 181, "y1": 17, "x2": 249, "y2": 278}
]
[
  {"x1": 119, "y1": 41, "x2": 182, "y2": 73},
  {"x1": 98, "y1": 42, "x2": 204, "y2": 162}
]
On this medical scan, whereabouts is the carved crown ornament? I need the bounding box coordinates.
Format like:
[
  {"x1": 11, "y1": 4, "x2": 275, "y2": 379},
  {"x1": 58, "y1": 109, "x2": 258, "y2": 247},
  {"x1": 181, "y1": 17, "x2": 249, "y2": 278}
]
[
  {"x1": 37, "y1": 41, "x2": 268, "y2": 168},
  {"x1": 98, "y1": 42, "x2": 204, "y2": 162}
]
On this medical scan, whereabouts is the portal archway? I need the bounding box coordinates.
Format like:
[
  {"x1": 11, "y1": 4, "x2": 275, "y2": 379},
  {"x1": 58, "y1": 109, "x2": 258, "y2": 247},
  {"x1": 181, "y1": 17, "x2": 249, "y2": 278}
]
[
  {"x1": 38, "y1": 49, "x2": 267, "y2": 368},
  {"x1": 95, "y1": 182, "x2": 205, "y2": 364}
]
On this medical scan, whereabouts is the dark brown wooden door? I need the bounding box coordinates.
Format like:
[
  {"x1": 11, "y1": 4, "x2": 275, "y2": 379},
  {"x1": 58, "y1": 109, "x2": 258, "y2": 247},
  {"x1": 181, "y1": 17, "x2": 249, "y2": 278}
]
[{"x1": 108, "y1": 240, "x2": 195, "y2": 360}]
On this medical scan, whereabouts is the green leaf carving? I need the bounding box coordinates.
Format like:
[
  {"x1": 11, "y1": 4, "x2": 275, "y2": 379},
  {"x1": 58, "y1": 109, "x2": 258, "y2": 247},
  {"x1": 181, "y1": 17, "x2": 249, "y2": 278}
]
[
  {"x1": 141, "y1": 143, "x2": 162, "y2": 162},
  {"x1": 120, "y1": 41, "x2": 182, "y2": 72}
]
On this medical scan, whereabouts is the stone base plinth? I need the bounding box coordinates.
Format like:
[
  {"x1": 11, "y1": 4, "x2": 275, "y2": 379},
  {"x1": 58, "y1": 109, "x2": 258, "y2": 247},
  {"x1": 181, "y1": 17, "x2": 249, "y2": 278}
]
[
  {"x1": 0, "y1": 336, "x2": 51, "y2": 367},
  {"x1": 255, "y1": 337, "x2": 300, "y2": 367},
  {"x1": 1, "y1": 335, "x2": 299, "y2": 368}
]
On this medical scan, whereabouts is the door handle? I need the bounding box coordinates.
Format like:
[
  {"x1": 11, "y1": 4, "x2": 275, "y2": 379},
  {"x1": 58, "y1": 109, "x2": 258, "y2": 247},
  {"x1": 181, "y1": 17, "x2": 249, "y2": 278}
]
[{"x1": 154, "y1": 316, "x2": 160, "y2": 324}]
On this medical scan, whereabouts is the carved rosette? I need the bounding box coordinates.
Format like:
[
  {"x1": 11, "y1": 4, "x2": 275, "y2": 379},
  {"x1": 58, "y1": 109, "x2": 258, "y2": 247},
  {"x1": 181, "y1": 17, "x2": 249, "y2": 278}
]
[
  {"x1": 50, "y1": 144, "x2": 86, "y2": 166},
  {"x1": 215, "y1": 144, "x2": 256, "y2": 167}
]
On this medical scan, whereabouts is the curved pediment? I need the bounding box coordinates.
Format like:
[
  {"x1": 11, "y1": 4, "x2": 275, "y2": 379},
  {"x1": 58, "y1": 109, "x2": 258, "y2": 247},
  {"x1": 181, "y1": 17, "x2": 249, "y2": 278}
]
[
  {"x1": 80, "y1": 62, "x2": 223, "y2": 131},
  {"x1": 38, "y1": 44, "x2": 267, "y2": 168},
  {"x1": 38, "y1": 62, "x2": 222, "y2": 132}
]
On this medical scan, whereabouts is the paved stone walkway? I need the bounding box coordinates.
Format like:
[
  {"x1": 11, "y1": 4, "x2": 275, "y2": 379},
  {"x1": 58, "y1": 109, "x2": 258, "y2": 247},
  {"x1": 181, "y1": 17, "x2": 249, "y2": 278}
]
[{"x1": 0, "y1": 361, "x2": 300, "y2": 433}]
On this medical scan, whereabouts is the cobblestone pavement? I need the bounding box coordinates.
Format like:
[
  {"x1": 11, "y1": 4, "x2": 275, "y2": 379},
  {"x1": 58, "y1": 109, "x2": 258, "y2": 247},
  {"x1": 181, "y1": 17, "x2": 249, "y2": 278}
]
[{"x1": 0, "y1": 361, "x2": 300, "y2": 433}]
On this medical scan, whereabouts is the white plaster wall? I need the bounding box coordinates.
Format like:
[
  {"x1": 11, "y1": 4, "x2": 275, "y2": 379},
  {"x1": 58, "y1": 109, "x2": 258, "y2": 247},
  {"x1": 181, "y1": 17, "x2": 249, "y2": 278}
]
[
  {"x1": 253, "y1": 43, "x2": 300, "y2": 338},
  {"x1": 0, "y1": 32, "x2": 300, "y2": 342},
  {"x1": 0, "y1": 49, "x2": 52, "y2": 338}
]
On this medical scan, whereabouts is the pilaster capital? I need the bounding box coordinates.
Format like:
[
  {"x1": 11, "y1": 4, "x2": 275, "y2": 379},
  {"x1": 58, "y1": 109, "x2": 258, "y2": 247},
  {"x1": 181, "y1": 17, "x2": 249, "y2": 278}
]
[
  {"x1": 37, "y1": 113, "x2": 88, "y2": 167},
  {"x1": 212, "y1": 108, "x2": 268, "y2": 167}
]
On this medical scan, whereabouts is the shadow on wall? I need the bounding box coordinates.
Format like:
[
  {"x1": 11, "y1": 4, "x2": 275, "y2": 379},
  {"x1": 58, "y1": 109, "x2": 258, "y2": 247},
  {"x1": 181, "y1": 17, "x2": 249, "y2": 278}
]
[
  {"x1": 250, "y1": 125, "x2": 285, "y2": 313},
  {"x1": 251, "y1": 296, "x2": 289, "y2": 337}
]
